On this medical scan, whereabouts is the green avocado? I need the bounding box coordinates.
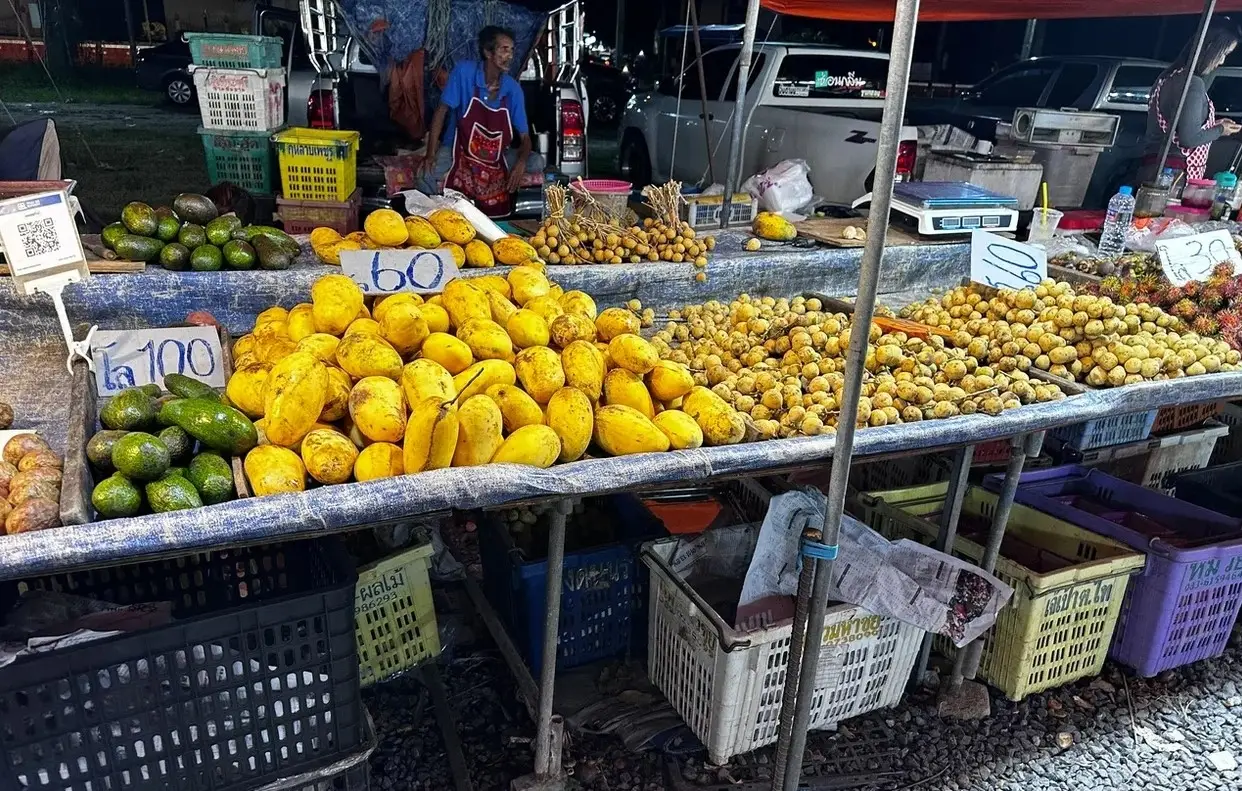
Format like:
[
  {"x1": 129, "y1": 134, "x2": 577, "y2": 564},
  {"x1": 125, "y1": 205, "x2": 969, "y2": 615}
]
[
  {"x1": 155, "y1": 214, "x2": 182, "y2": 242},
  {"x1": 158, "y1": 425, "x2": 194, "y2": 461},
  {"x1": 101, "y1": 222, "x2": 127, "y2": 250},
  {"x1": 86, "y1": 429, "x2": 129, "y2": 471},
  {"x1": 145, "y1": 474, "x2": 203, "y2": 513},
  {"x1": 254, "y1": 235, "x2": 292, "y2": 270},
  {"x1": 167, "y1": 397, "x2": 258, "y2": 455},
  {"x1": 159, "y1": 242, "x2": 191, "y2": 271},
  {"x1": 237, "y1": 225, "x2": 301, "y2": 257},
  {"x1": 173, "y1": 193, "x2": 219, "y2": 226},
  {"x1": 163, "y1": 372, "x2": 219, "y2": 401},
  {"x1": 206, "y1": 215, "x2": 243, "y2": 246},
  {"x1": 99, "y1": 388, "x2": 157, "y2": 431},
  {"x1": 137, "y1": 384, "x2": 164, "y2": 398},
  {"x1": 114, "y1": 234, "x2": 165, "y2": 263},
  {"x1": 111, "y1": 431, "x2": 171, "y2": 481},
  {"x1": 178, "y1": 223, "x2": 207, "y2": 249},
  {"x1": 222, "y1": 239, "x2": 256, "y2": 270},
  {"x1": 157, "y1": 397, "x2": 187, "y2": 427},
  {"x1": 187, "y1": 451, "x2": 235, "y2": 505},
  {"x1": 91, "y1": 473, "x2": 143, "y2": 519},
  {"x1": 190, "y1": 244, "x2": 224, "y2": 272},
  {"x1": 120, "y1": 201, "x2": 158, "y2": 236}
]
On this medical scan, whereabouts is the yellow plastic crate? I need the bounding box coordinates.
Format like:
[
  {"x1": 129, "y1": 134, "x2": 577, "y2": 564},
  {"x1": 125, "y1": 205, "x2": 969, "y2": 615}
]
[
  {"x1": 355, "y1": 542, "x2": 439, "y2": 688},
  {"x1": 852, "y1": 483, "x2": 1145, "y2": 701},
  {"x1": 273, "y1": 127, "x2": 360, "y2": 202}
]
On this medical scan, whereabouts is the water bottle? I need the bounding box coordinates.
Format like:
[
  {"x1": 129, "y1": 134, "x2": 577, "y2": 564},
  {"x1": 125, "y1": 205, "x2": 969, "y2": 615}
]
[{"x1": 1098, "y1": 185, "x2": 1135, "y2": 258}]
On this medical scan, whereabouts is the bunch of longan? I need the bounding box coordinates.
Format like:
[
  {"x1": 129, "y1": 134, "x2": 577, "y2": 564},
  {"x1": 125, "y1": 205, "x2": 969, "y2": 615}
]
[{"x1": 530, "y1": 219, "x2": 638, "y2": 265}]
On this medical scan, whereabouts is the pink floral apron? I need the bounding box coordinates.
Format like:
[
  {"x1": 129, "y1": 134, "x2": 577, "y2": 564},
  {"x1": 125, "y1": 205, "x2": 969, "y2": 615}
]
[{"x1": 1152, "y1": 67, "x2": 1217, "y2": 180}]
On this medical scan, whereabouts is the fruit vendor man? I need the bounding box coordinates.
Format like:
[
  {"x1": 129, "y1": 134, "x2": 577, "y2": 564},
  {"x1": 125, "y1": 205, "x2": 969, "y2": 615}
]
[{"x1": 418, "y1": 26, "x2": 544, "y2": 217}]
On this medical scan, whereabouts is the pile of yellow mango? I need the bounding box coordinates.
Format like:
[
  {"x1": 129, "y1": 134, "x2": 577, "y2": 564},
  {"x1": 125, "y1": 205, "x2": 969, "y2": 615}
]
[
  {"x1": 309, "y1": 208, "x2": 541, "y2": 270},
  {"x1": 227, "y1": 269, "x2": 746, "y2": 497}
]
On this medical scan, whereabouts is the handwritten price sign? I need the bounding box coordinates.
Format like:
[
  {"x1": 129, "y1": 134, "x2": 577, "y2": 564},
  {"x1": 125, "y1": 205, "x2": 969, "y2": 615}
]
[
  {"x1": 970, "y1": 231, "x2": 1047, "y2": 291},
  {"x1": 339, "y1": 248, "x2": 459, "y2": 294},
  {"x1": 1155, "y1": 229, "x2": 1242, "y2": 286},
  {"x1": 92, "y1": 327, "x2": 224, "y2": 395}
]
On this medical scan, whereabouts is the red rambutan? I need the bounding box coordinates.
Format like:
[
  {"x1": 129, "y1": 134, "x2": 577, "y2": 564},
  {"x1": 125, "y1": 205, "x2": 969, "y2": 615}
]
[
  {"x1": 1192, "y1": 314, "x2": 1220, "y2": 336},
  {"x1": 1172, "y1": 298, "x2": 1200, "y2": 320},
  {"x1": 1221, "y1": 277, "x2": 1242, "y2": 302}
]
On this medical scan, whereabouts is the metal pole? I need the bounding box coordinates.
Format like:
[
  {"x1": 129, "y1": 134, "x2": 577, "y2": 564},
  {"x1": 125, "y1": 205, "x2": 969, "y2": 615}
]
[
  {"x1": 688, "y1": 0, "x2": 717, "y2": 185},
  {"x1": 533, "y1": 499, "x2": 572, "y2": 778},
  {"x1": 122, "y1": 0, "x2": 137, "y2": 67},
  {"x1": 720, "y1": 0, "x2": 760, "y2": 228},
  {"x1": 770, "y1": 531, "x2": 817, "y2": 791},
  {"x1": 1019, "y1": 20, "x2": 1037, "y2": 61},
  {"x1": 615, "y1": 0, "x2": 625, "y2": 62},
  {"x1": 1156, "y1": 0, "x2": 1218, "y2": 176},
  {"x1": 775, "y1": 2, "x2": 921, "y2": 788}
]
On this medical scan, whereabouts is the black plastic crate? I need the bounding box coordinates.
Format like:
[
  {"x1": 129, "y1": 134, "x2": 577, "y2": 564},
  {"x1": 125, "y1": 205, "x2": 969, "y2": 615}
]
[
  {"x1": 0, "y1": 537, "x2": 362, "y2": 791},
  {"x1": 1173, "y1": 461, "x2": 1242, "y2": 517}
]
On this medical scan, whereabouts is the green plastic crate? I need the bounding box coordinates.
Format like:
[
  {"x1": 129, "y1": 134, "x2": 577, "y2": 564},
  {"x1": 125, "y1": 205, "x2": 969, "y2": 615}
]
[
  {"x1": 185, "y1": 33, "x2": 283, "y2": 69},
  {"x1": 200, "y1": 126, "x2": 277, "y2": 196}
]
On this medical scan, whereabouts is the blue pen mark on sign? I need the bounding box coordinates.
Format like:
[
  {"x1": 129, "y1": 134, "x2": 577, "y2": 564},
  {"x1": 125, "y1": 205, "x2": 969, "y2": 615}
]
[
  {"x1": 356, "y1": 250, "x2": 449, "y2": 293},
  {"x1": 97, "y1": 335, "x2": 218, "y2": 393}
]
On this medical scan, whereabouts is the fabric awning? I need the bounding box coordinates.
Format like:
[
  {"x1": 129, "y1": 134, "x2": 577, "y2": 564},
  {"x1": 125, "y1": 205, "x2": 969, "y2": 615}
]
[{"x1": 760, "y1": 1, "x2": 1242, "y2": 23}]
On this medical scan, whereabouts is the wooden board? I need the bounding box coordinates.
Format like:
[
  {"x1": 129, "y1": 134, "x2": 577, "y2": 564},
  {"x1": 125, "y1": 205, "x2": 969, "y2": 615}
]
[
  {"x1": 0, "y1": 234, "x2": 145, "y2": 275},
  {"x1": 796, "y1": 217, "x2": 963, "y2": 248}
]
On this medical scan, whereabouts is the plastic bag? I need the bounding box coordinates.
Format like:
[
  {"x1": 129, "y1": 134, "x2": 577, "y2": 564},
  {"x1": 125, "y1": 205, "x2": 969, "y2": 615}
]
[{"x1": 742, "y1": 159, "x2": 814, "y2": 215}]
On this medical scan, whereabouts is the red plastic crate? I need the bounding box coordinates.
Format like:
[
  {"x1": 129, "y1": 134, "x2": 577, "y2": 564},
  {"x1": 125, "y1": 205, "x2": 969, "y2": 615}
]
[
  {"x1": 277, "y1": 187, "x2": 362, "y2": 235},
  {"x1": 1153, "y1": 401, "x2": 1221, "y2": 435}
]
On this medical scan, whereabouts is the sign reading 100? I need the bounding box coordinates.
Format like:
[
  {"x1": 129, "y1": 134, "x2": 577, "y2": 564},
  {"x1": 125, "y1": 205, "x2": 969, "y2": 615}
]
[{"x1": 92, "y1": 327, "x2": 225, "y2": 393}]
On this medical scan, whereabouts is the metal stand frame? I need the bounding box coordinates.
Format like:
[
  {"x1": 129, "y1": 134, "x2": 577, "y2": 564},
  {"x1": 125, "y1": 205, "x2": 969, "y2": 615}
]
[{"x1": 1156, "y1": 0, "x2": 1219, "y2": 177}]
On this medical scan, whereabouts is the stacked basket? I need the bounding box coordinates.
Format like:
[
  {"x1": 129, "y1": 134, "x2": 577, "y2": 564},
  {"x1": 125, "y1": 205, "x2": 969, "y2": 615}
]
[
  {"x1": 274, "y1": 127, "x2": 363, "y2": 235},
  {"x1": 186, "y1": 33, "x2": 286, "y2": 197}
]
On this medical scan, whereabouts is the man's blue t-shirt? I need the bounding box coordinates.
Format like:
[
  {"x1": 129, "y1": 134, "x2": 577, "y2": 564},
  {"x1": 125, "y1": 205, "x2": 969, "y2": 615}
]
[{"x1": 440, "y1": 61, "x2": 529, "y2": 147}]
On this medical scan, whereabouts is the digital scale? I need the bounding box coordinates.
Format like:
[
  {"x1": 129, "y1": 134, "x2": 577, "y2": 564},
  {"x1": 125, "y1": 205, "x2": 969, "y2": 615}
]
[{"x1": 852, "y1": 182, "x2": 1020, "y2": 236}]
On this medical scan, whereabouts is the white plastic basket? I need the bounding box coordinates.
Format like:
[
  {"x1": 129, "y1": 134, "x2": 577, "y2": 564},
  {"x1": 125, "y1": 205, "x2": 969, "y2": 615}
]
[
  {"x1": 190, "y1": 66, "x2": 286, "y2": 132},
  {"x1": 642, "y1": 528, "x2": 921, "y2": 765},
  {"x1": 1073, "y1": 420, "x2": 1229, "y2": 493}
]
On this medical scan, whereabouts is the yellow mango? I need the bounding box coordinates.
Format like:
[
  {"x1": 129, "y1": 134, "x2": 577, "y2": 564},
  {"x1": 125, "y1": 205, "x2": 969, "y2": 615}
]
[
  {"x1": 244, "y1": 445, "x2": 306, "y2": 496},
  {"x1": 465, "y1": 239, "x2": 495, "y2": 268},
  {"x1": 603, "y1": 368, "x2": 654, "y2": 418},
  {"x1": 593, "y1": 405, "x2": 670, "y2": 456},
  {"x1": 421, "y1": 332, "x2": 474, "y2": 374},
  {"x1": 682, "y1": 386, "x2": 745, "y2": 446},
  {"x1": 254, "y1": 318, "x2": 289, "y2": 339},
  {"x1": 429, "y1": 208, "x2": 476, "y2": 244},
  {"x1": 442, "y1": 279, "x2": 491, "y2": 329},
  {"x1": 561, "y1": 340, "x2": 605, "y2": 401},
  {"x1": 486, "y1": 384, "x2": 545, "y2": 433},
  {"x1": 549, "y1": 313, "x2": 597, "y2": 348},
  {"x1": 313, "y1": 238, "x2": 361, "y2": 266},
  {"x1": 647, "y1": 360, "x2": 695, "y2": 402},
  {"x1": 256, "y1": 306, "x2": 289, "y2": 326},
  {"x1": 487, "y1": 289, "x2": 519, "y2": 327},
  {"x1": 286, "y1": 304, "x2": 316, "y2": 342},
  {"x1": 453, "y1": 395, "x2": 504, "y2": 466},
  {"x1": 440, "y1": 242, "x2": 466, "y2": 268},
  {"x1": 295, "y1": 333, "x2": 341, "y2": 365},
  {"x1": 508, "y1": 266, "x2": 550, "y2": 306},
  {"x1": 405, "y1": 215, "x2": 441, "y2": 248},
  {"x1": 311, "y1": 273, "x2": 365, "y2": 336},
  {"x1": 474, "y1": 274, "x2": 513, "y2": 299},
  {"x1": 653, "y1": 410, "x2": 703, "y2": 450},
  {"x1": 507, "y1": 309, "x2": 551, "y2": 349},
  {"x1": 456, "y1": 318, "x2": 514, "y2": 361},
  {"x1": 349, "y1": 376, "x2": 408, "y2": 443},
  {"x1": 546, "y1": 387, "x2": 592, "y2": 462},
  {"x1": 560, "y1": 290, "x2": 598, "y2": 320},
  {"x1": 490, "y1": 424, "x2": 561, "y2": 468},
  {"x1": 595, "y1": 307, "x2": 641, "y2": 341},
  {"x1": 356, "y1": 302, "x2": 372, "y2": 321},
  {"x1": 380, "y1": 302, "x2": 430, "y2": 356},
  {"x1": 515, "y1": 346, "x2": 565, "y2": 404},
  {"x1": 402, "y1": 358, "x2": 456, "y2": 406},
  {"x1": 345, "y1": 317, "x2": 382, "y2": 337},
  {"x1": 373, "y1": 293, "x2": 423, "y2": 325},
  {"x1": 404, "y1": 397, "x2": 459, "y2": 473},
  {"x1": 753, "y1": 211, "x2": 796, "y2": 242},
  {"x1": 341, "y1": 414, "x2": 370, "y2": 449},
  {"x1": 321, "y1": 366, "x2": 353, "y2": 422},
  {"x1": 492, "y1": 236, "x2": 539, "y2": 266},
  {"x1": 609, "y1": 334, "x2": 659, "y2": 374},
  {"x1": 233, "y1": 352, "x2": 257, "y2": 371},
  {"x1": 310, "y1": 227, "x2": 342, "y2": 248},
  {"x1": 354, "y1": 442, "x2": 405, "y2": 481},
  {"x1": 421, "y1": 303, "x2": 451, "y2": 333},
  {"x1": 225, "y1": 362, "x2": 271, "y2": 419},
  {"x1": 524, "y1": 294, "x2": 563, "y2": 324},
  {"x1": 233, "y1": 333, "x2": 257, "y2": 360},
  {"x1": 263, "y1": 351, "x2": 329, "y2": 448},
  {"x1": 365, "y1": 208, "x2": 411, "y2": 246},
  {"x1": 336, "y1": 333, "x2": 403, "y2": 379},
  {"x1": 453, "y1": 359, "x2": 516, "y2": 401},
  {"x1": 301, "y1": 428, "x2": 359, "y2": 485}
]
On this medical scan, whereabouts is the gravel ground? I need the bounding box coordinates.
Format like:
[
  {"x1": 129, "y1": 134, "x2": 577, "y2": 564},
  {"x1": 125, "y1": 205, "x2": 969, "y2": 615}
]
[{"x1": 368, "y1": 626, "x2": 1242, "y2": 791}]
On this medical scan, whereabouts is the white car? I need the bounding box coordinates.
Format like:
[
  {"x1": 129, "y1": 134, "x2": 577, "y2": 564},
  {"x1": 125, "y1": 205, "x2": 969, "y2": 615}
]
[{"x1": 619, "y1": 43, "x2": 918, "y2": 207}]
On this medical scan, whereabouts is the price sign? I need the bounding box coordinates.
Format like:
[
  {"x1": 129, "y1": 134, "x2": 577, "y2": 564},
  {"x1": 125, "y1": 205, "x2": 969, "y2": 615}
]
[
  {"x1": 91, "y1": 327, "x2": 225, "y2": 395},
  {"x1": 339, "y1": 248, "x2": 459, "y2": 294},
  {"x1": 1154, "y1": 229, "x2": 1242, "y2": 286},
  {"x1": 970, "y1": 231, "x2": 1047, "y2": 291},
  {"x1": 0, "y1": 190, "x2": 88, "y2": 293}
]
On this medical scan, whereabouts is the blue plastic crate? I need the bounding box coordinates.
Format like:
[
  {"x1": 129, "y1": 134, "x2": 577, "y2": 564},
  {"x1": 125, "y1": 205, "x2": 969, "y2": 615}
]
[
  {"x1": 1050, "y1": 409, "x2": 1157, "y2": 452},
  {"x1": 479, "y1": 495, "x2": 668, "y2": 674}
]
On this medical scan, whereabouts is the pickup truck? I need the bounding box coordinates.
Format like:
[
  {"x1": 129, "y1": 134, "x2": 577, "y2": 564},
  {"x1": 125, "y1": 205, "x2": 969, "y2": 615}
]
[{"x1": 618, "y1": 43, "x2": 919, "y2": 207}]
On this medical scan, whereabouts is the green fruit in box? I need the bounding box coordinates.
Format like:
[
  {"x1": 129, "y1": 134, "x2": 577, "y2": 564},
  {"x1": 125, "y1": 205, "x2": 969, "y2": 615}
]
[
  {"x1": 254, "y1": 235, "x2": 292, "y2": 270},
  {"x1": 159, "y1": 242, "x2": 191, "y2": 271},
  {"x1": 187, "y1": 451, "x2": 234, "y2": 505},
  {"x1": 86, "y1": 430, "x2": 128, "y2": 471},
  {"x1": 111, "y1": 431, "x2": 171, "y2": 481},
  {"x1": 222, "y1": 239, "x2": 256, "y2": 270},
  {"x1": 146, "y1": 474, "x2": 203, "y2": 513},
  {"x1": 92, "y1": 473, "x2": 143, "y2": 519},
  {"x1": 114, "y1": 234, "x2": 164, "y2": 262},
  {"x1": 166, "y1": 397, "x2": 257, "y2": 455},
  {"x1": 156, "y1": 214, "x2": 182, "y2": 242},
  {"x1": 164, "y1": 373, "x2": 219, "y2": 401},
  {"x1": 120, "y1": 201, "x2": 158, "y2": 236},
  {"x1": 178, "y1": 223, "x2": 207, "y2": 249},
  {"x1": 101, "y1": 222, "x2": 126, "y2": 250},
  {"x1": 158, "y1": 425, "x2": 194, "y2": 461},
  {"x1": 100, "y1": 389, "x2": 157, "y2": 431},
  {"x1": 206, "y1": 216, "x2": 242, "y2": 246}
]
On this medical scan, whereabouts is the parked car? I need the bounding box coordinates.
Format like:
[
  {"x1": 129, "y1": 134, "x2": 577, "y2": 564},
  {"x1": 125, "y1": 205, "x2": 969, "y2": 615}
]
[
  {"x1": 619, "y1": 43, "x2": 919, "y2": 207},
  {"x1": 580, "y1": 60, "x2": 634, "y2": 127},
  {"x1": 134, "y1": 38, "x2": 195, "y2": 107}
]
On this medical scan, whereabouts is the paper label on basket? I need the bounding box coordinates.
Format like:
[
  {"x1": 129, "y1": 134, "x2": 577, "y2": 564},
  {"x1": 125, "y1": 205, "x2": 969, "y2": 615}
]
[
  {"x1": 813, "y1": 644, "x2": 845, "y2": 690},
  {"x1": 670, "y1": 534, "x2": 710, "y2": 577},
  {"x1": 339, "y1": 248, "x2": 459, "y2": 294},
  {"x1": 92, "y1": 326, "x2": 225, "y2": 394},
  {"x1": 0, "y1": 190, "x2": 89, "y2": 293},
  {"x1": 1155, "y1": 229, "x2": 1242, "y2": 286},
  {"x1": 970, "y1": 231, "x2": 1046, "y2": 291}
]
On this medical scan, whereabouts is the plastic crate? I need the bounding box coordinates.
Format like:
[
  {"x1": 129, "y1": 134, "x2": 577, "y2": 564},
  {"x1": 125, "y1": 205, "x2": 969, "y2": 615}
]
[
  {"x1": 1211, "y1": 401, "x2": 1242, "y2": 465},
  {"x1": 278, "y1": 188, "x2": 362, "y2": 236},
  {"x1": 852, "y1": 483, "x2": 1144, "y2": 700},
  {"x1": 274, "y1": 128, "x2": 361, "y2": 202},
  {"x1": 478, "y1": 495, "x2": 668, "y2": 674},
  {"x1": 0, "y1": 538, "x2": 363, "y2": 791},
  {"x1": 643, "y1": 525, "x2": 921, "y2": 766},
  {"x1": 1050, "y1": 409, "x2": 1157, "y2": 452},
  {"x1": 186, "y1": 33, "x2": 284, "y2": 69},
  {"x1": 1053, "y1": 421, "x2": 1229, "y2": 494},
  {"x1": 355, "y1": 542, "x2": 440, "y2": 688},
  {"x1": 1174, "y1": 461, "x2": 1242, "y2": 518},
  {"x1": 1153, "y1": 401, "x2": 1221, "y2": 435},
  {"x1": 201, "y1": 126, "x2": 279, "y2": 196},
  {"x1": 985, "y1": 466, "x2": 1242, "y2": 676},
  {"x1": 973, "y1": 438, "x2": 1015, "y2": 466},
  {"x1": 848, "y1": 453, "x2": 947, "y2": 493},
  {"x1": 191, "y1": 66, "x2": 286, "y2": 131}
]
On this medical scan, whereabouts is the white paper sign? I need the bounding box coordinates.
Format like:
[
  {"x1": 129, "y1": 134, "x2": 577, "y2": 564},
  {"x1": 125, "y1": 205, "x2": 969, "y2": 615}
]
[
  {"x1": 92, "y1": 327, "x2": 225, "y2": 395},
  {"x1": 0, "y1": 190, "x2": 88, "y2": 287},
  {"x1": 1154, "y1": 229, "x2": 1242, "y2": 286},
  {"x1": 339, "y1": 248, "x2": 459, "y2": 294},
  {"x1": 970, "y1": 230, "x2": 1047, "y2": 291}
]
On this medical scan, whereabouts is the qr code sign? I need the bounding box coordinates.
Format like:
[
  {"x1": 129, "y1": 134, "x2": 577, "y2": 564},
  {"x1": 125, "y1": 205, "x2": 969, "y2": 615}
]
[{"x1": 17, "y1": 217, "x2": 59, "y2": 257}]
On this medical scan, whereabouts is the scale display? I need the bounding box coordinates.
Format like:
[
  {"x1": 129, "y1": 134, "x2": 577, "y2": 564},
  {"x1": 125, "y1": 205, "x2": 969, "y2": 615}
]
[{"x1": 890, "y1": 182, "x2": 1020, "y2": 235}]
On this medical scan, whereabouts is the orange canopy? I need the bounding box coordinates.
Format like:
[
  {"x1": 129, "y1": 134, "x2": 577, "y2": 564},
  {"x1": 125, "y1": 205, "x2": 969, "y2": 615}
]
[{"x1": 760, "y1": 0, "x2": 1242, "y2": 23}]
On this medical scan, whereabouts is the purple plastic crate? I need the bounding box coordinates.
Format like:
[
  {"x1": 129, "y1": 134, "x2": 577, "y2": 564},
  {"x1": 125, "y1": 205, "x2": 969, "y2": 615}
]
[{"x1": 984, "y1": 465, "x2": 1242, "y2": 677}]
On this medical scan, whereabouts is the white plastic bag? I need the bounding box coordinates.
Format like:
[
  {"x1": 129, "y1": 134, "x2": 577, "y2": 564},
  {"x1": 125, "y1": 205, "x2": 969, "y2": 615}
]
[{"x1": 742, "y1": 159, "x2": 813, "y2": 215}]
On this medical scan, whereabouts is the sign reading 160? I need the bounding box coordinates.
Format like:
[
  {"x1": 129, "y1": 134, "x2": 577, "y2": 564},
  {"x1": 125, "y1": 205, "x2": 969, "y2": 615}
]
[
  {"x1": 365, "y1": 250, "x2": 447, "y2": 293},
  {"x1": 99, "y1": 337, "x2": 217, "y2": 392}
]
